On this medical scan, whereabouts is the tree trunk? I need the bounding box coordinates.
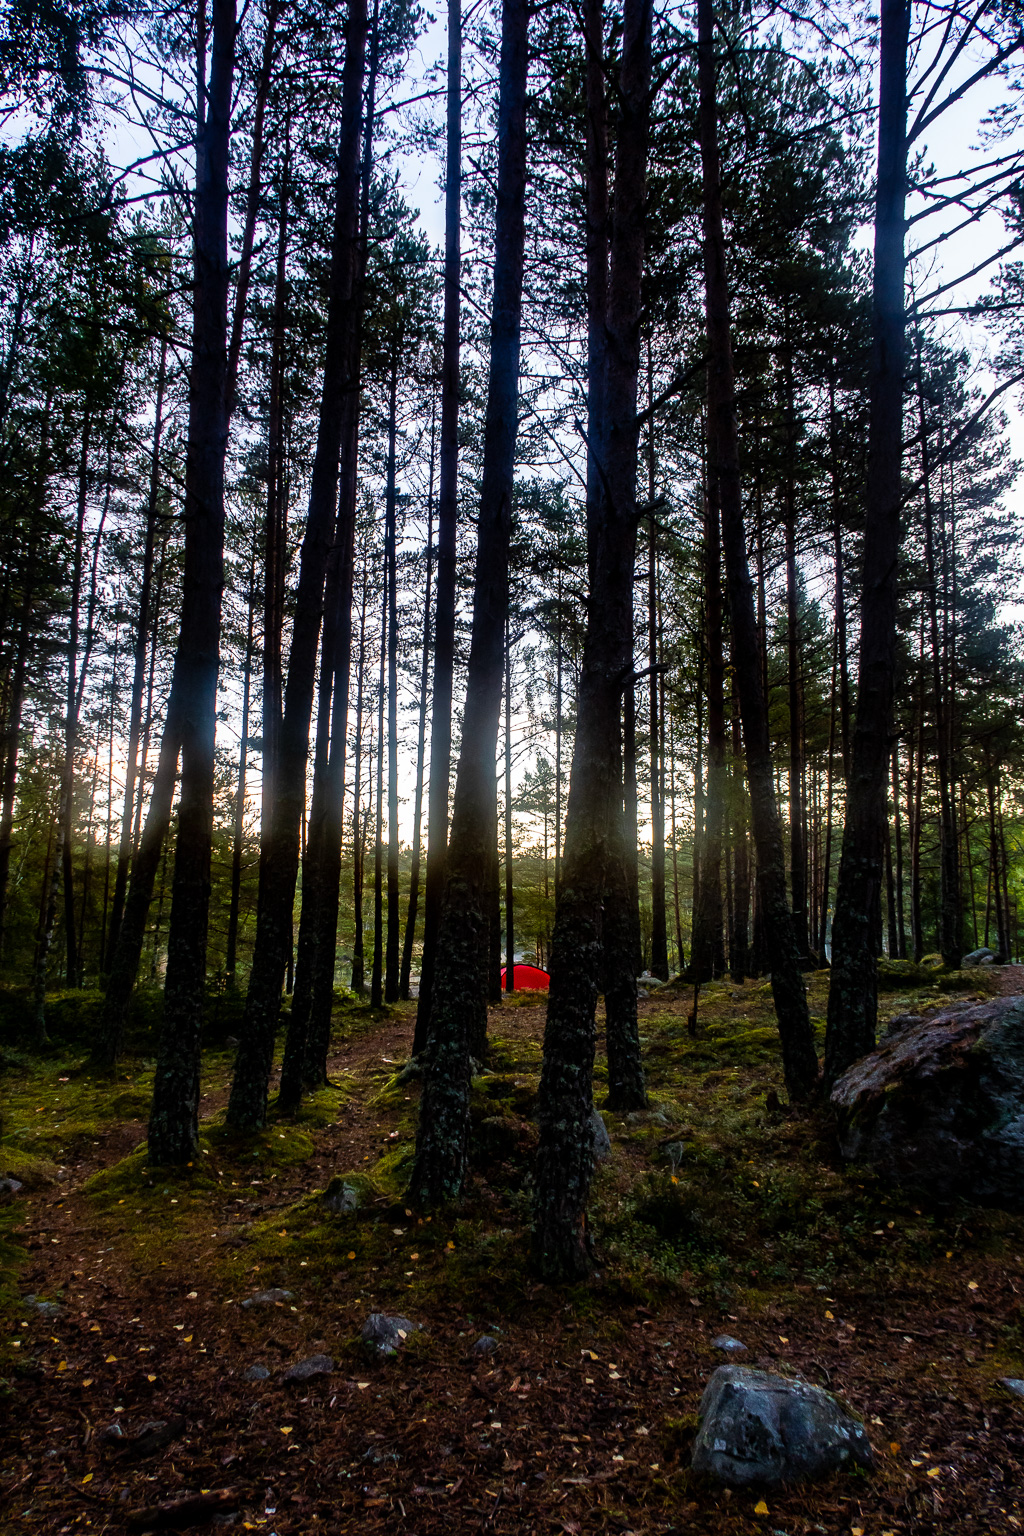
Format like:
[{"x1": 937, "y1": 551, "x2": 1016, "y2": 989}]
[
  {"x1": 148, "y1": 0, "x2": 236, "y2": 1165},
  {"x1": 413, "y1": 0, "x2": 461, "y2": 1056},
  {"x1": 227, "y1": 0, "x2": 369, "y2": 1132},
  {"x1": 107, "y1": 342, "x2": 167, "y2": 964},
  {"x1": 647, "y1": 485, "x2": 668, "y2": 977},
  {"x1": 370, "y1": 558, "x2": 387, "y2": 1011},
  {"x1": 62, "y1": 410, "x2": 92, "y2": 989},
  {"x1": 824, "y1": 0, "x2": 910, "y2": 1082},
  {"x1": 225, "y1": 532, "x2": 257, "y2": 981},
  {"x1": 691, "y1": 486, "x2": 726, "y2": 981},
  {"x1": 408, "y1": 0, "x2": 528, "y2": 1205},
  {"x1": 400, "y1": 427, "x2": 436, "y2": 999},
  {"x1": 505, "y1": 612, "x2": 515, "y2": 992},
  {"x1": 696, "y1": 0, "x2": 818, "y2": 1099},
  {"x1": 351, "y1": 562, "x2": 370, "y2": 994},
  {"x1": 385, "y1": 357, "x2": 401, "y2": 1003},
  {"x1": 783, "y1": 351, "x2": 809, "y2": 960},
  {"x1": 532, "y1": 0, "x2": 652, "y2": 1278}
]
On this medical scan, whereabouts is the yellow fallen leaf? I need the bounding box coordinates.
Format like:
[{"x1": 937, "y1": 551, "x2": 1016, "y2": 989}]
[
  {"x1": 890, "y1": 1441, "x2": 901, "y2": 1454},
  {"x1": 583, "y1": 1350, "x2": 599, "y2": 1360},
  {"x1": 852, "y1": 1528, "x2": 864, "y2": 1535},
  {"x1": 778, "y1": 1336, "x2": 789, "y2": 1344},
  {"x1": 356, "y1": 1381, "x2": 370, "y2": 1390},
  {"x1": 82, "y1": 1378, "x2": 93, "y2": 1387},
  {"x1": 967, "y1": 1281, "x2": 979, "y2": 1291},
  {"x1": 447, "y1": 1240, "x2": 455, "y2": 1250},
  {"x1": 105, "y1": 1355, "x2": 117, "y2": 1363},
  {"x1": 347, "y1": 1252, "x2": 356, "y2": 1261},
  {"x1": 279, "y1": 1425, "x2": 293, "y2": 1435},
  {"x1": 56, "y1": 1360, "x2": 67, "y2": 1372},
  {"x1": 927, "y1": 1467, "x2": 941, "y2": 1478},
  {"x1": 183, "y1": 1335, "x2": 193, "y2": 1343},
  {"x1": 82, "y1": 1473, "x2": 93, "y2": 1484},
  {"x1": 825, "y1": 1310, "x2": 834, "y2": 1320},
  {"x1": 147, "y1": 1374, "x2": 157, "y2": 1382},
  {"x1": 911, "y1": 1459, "x2": 922, "y2": 1466},
  {"x1": 410, "y1": 1253, "x2": 419, "y2": 1261},
  {"x1": 754, "y1": 1500, "x2": 769, "y2": 1516}
]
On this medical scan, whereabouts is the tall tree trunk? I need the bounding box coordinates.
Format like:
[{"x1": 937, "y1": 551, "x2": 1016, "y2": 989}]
[
  {"x1": 385, "y1": 356, "x2": 401, "y2": 1003},
  {"x1": 148, "y1": 0, "x2": 237, "y2": 1164},
  {"x1": 413, "y1": 0, "x2": 461, "y2": 1055},
  {"x1": 691, "y1": 487, "x2": 726, "y2": 981},
  {"x1": 505, "y1": 612, "x2": 515, "y2": 992},
  {"x1": 647, "y1": 480, "x2": 668, "y2": 977},
  {"x1": 227, "y1": 0, "x2": 369, "y2": 1132},
  {"x1": 783, "y1": 348, "x2": 809, "y2": 960},
  {"x1": 408, "y1": 0, "x2": 528, "y2": 1204},
  {"x1": 916, "y1": 347, "x2": 961, "y2": 967},
  {"x1": 107, "y1": 342, "x2": 167, "y2": 964},
  {"x1": 696, "y1": 0, "x2": 818, "y2": 1099},
  {"x1": 351, "y1": 561, "x2": 370, "y2": 994},
  {"x1": 370, "y1": 558, "x2": 387, "y2": 1011},
  {"x1": 824, "y1": 0, "x2": 910, "y2": 1082},
  {"x1": 729, "y1": 682, "x2": 749, "y2": 982},
  {"x1": 532, "y1": 0, "x2": 652, "y2": 1278},
  {"x1": 225, "y1": 531, "x2": 257, "y2": 981},
  {"x1": 62, "y1": 410, "x2": 92, "y2": 989},
  {"x1": 892, "y1": 742, "x2": 906, "y2": 957},
  {"x1": 400, "y1": 437, "x2": 435, "y2": 999}
]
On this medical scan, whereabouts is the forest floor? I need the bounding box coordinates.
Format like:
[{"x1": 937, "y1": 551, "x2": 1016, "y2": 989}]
[{"x1": 1, "y1": 966, "x2": 1023, "y2": 1536}]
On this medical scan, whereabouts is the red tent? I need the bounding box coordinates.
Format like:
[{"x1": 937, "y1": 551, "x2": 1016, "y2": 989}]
[{"x1": 500, "y1": 963, "x2": 550, "y2": 991}]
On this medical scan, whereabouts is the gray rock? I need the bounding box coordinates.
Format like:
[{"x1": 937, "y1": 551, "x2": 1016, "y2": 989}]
[
  {"x1": 241, "y1": 1287, "x2": 294, "y2": 1308},
  {"x1": 0, "y1": 1177, "x2": 23, "y2": 1199},
  {"x1": 361, "y1": 1312, "x2": 417, "y2": 1356},
  {"x1": 1000, "y1": 1378, "x2": 1024, "y2": 1398},
  {"x1": 323, "y1": 1180, "x2": 362, "y2": 1215},
  {"x1": 97, "y1": 1420, "x2": 125, "y2": 1445},
  {"x1": 831, "y1": 996, "x2": 1024, "y2": 1208},
  {"x1": 711, "y1": 1335, "x2": 748, "y2": 1354},
  {"x1": 23, "y1": 1294, "x2": 60, "y2": 1318},
  {"x1": 980, "y1": 954, "x2": 996, "y2": 965},
  {"x1": 591, "y1": 1109, "x2": 612, "y2": 1162},
  {"x1": 472, "y1": 1335, "x2": 499, "y2": 1356},
  {"x1": 691, "y1": 1365, "x2": 874, "y2": 1487},
  {"x1": 241, "y1": 1363, "x2": 270, "y2": 1381},
  {"x1": 962, "y1": 948, "x2": 994, "y2": 967},
  {"x1": 282, "y1": 1352, "x2": 333, "y2": 1383}
]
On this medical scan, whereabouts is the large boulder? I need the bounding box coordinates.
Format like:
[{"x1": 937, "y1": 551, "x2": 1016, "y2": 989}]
[
  {"x1": 830, "y1": 997, "x2": 1024, "y2": 1207},
  {"x1": 691, "y1": 1366, "x2": 874, "y2": 1488}
]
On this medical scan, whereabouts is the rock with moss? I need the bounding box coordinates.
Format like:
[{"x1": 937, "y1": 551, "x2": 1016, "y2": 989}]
[
  {"x1": 831, "y1": 996, "x2": 1024, "y2": 1208},
  {"x1": 241, "y1": 1287, "x2": 294, "y2": 1308},
  {"x1": 692, "y1": 1365, "x2": 874, "y2": 1487}
]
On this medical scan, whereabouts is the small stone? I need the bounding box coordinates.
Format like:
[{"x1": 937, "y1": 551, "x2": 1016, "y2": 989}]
[
  {"x1": 282, "y1": 1353, "x2": 333, "y2": 1383},
  {"x1": 241, "y1": 1288, "x2": 294, "y2": 1308},
  {"x1": 0, "y1": 1177, "x2": 23, "y2": 1200},
  {"x1": 1000, "y1": 1378, "x2": 1024, "y2": 1398},
  {"x1": 23, "y1": 1294, "x2": 60, "y2": 1318},
  {"x1": 591, "y1": 1109, "x2": 612, "y2": 1162},
  {"x1": 360, "y1": 1313, "x2": 417, "y2": 1356},
  {"x1": 692, "y1": 1366, "x2": 874, "y2": 1488},
  {"x1": 712, "y1": 1335, "x2": 748, "y2": 1354},
  {"x1": 962, "y1": 948, "x2": 994, "y2": 968},
  {"x1": 472, "y1": 1335, "x2": 499, "y2": 1356},
  {"x1": 241, "y1": 1363, "x2": 270, "y2": 1382},
  {"x1": 323, "y1": 1180, "x2": 362, "y2": 1215},
  {"x1": 225, "y1": 1035, "x2": 239, "y2": 1046},
  {"x1": 97, "y1": 1421, "x2": 125, "y2": 1445}
]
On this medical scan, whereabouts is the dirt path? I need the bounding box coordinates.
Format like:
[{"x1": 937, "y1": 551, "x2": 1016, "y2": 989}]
[{"x1": 2, "y1": 987, "x2": 1023, "y2": 1536}]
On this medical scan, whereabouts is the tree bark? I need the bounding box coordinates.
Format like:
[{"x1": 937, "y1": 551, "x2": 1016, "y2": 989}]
[
  {"x1": 227, "y1": 0, "x2": 369, "y2": 1132},
  {"x1": 107, "y1": 342, "x2": 167, "y2": 964},
  {"x1": 225, "y1": 530, "x2": 257, "y2": 980},
  {"x1": 401, "y1": 451, "x2": 435, "y2": 999},
  {"x1": 148, "y1": 0, "x2": 236, "y2": 1164},
  {"x1": 532, "y1": 0, "x2": 652, "y2": 1278},
  {"x1": 696, "y1": 0, "x2": 818, "y2": 1100},
  {"x1": 413, "y1": 0, "x2": 461, "y2": 1055},
  {"x1": 385, "y1": 357, "x2": 401, "y2": 1003},
  {"x1": 408, "y1": 0, "x2": 528, "y2": 1205},
  {"x1": 825, "y1": 0, "x2": 911, "y2": 1085}
]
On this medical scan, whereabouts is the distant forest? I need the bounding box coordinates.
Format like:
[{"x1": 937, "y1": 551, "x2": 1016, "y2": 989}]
[{"x1": 1, "y1": 0, "x2": 1023, "y2": 1267}]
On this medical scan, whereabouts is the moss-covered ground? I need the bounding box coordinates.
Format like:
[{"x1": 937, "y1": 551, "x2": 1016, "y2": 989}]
[{"x1": 0, "y1": 971, "x2": 1022, "y2": 1535}]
